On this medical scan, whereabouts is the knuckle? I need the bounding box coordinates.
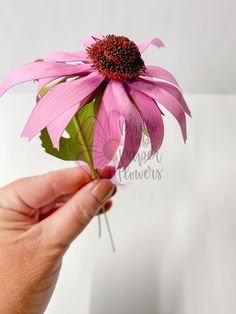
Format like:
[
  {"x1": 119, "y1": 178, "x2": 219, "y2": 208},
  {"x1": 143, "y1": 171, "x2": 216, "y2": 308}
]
[
  {"x1": 47, "y1": 238, "x2": 69, "y2": 256},
  {"x1": 39, "y1": 223, "x2": 69, "y2": 255},
  {"x1": 40, "y1": 171, "x2": 63, "y2": 196},
  {"x1": 70, "y1": 197, "x2": 98, "y2": 226},
  {"x1": 90, "y1": 192, "x2": 103, "y2": 207}
]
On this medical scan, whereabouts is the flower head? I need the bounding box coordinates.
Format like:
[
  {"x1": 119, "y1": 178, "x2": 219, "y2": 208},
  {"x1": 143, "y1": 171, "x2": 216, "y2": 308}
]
[
  {"x1": 0, "y1": 34, "x2": 191, "y2": 169},
  {"x1": 87, "y1": 35, "x2": 145, "y2": 80}
]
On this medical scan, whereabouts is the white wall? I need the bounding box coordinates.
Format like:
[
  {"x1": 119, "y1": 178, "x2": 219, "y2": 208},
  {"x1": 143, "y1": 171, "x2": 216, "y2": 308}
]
[
  {"x1": 0, "y1": 0, "x2": 235, "y2": 94},
  {"x1": 0, "y1": 94, "x2": 236, "y2": 314}
]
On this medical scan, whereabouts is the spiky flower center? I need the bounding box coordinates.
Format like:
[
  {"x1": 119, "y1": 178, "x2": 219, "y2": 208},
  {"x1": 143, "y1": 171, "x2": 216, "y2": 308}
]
[{"x1": 87, "y1": 35, "x2": 145, "y2": 81}]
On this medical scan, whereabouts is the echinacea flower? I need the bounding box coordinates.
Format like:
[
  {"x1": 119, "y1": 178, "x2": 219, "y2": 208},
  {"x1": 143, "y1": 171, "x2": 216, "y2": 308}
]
[{"x1": 0, "y1": 34, "x2": 191, "y2": 169}]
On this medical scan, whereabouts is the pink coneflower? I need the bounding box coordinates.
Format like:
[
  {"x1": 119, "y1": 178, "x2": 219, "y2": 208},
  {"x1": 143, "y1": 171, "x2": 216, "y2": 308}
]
[{"x1": 0, "y1": 34, "x2": 191, "y2": 169}]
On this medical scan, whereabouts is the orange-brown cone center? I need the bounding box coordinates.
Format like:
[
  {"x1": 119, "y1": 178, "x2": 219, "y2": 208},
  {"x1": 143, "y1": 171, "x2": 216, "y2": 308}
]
[{"x1": 87, "y1": 35, "x2": 145, "y2": 81}]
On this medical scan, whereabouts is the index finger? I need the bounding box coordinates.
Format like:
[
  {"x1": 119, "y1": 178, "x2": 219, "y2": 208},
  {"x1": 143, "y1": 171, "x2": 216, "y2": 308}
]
[{"x1": 0, "y1": 165, "x2": 115, "y2": 214}]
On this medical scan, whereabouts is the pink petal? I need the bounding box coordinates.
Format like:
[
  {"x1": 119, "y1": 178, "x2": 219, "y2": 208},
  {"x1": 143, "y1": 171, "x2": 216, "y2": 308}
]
[
  {"x1": 111, "y1": 80, "x2": 143, "y2": 169},
  {"x1": 36, "y1": 64, "x2": 94, "y2": 94},
  {"x1": 144, "y1": 65, "x2": 179, "y2": 87},
  {"x1": 22, "y1": 72, "x2": 104, "y2": 139},
  {"x1": 128, "y1": 88, "x2": 164, "y2": 155},
  {"x1": 39, "y1": 50, "x2": 90, "y2": 63},
  {"x1": 47, "y1": 103, "x2": 79, "y2": 149},
  {"x1": 156, "y1": 81, "x2": 191, "y2": 116},
  {"x1": 93, "y1": 84, "x2": 123, "y2": 169},
  {"x1": 81, "y1": 34, "x2": 104, "y2": 47},
  {"x1": 128, "y1": 78, "x2": 187, "y2": 142},
  {"x1": 138, "y1": 37, "x2": 165, "y2": 54},
  {"x1": 0, "y1": 62, "x2": 93, "y2": 97}
]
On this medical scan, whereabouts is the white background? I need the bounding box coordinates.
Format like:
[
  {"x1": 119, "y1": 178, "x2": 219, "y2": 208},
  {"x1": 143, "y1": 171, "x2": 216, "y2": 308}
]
[
  {"x1": 0, "y1": 0, "x2": 235, "y2": 94},
  {"x1": 0, "y1": 1, "x2": 236, "y2": 313}
]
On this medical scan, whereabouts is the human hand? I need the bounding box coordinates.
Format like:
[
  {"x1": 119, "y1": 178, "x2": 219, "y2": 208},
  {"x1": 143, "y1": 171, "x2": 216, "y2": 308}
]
[{"x1": 0, "y1": 166, "x2": 116, "y2": 314}]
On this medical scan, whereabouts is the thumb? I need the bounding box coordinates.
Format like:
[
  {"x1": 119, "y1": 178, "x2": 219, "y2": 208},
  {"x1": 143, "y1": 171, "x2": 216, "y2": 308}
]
[{"x1": 37, "y1": 179, "x2": 116, "y2": 248}]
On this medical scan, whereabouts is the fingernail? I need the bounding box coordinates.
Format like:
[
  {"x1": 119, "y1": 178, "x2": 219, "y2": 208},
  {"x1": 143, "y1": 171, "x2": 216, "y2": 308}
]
[
  {"x1": 111, "y1": 185, "x2": 117, "y2": 197},
  {"x1": 100, "y1": 166, "x2": 116, "y2": 179},
  {"x1": 92, "y1": 179, "x2": 116, "y2": 204}
]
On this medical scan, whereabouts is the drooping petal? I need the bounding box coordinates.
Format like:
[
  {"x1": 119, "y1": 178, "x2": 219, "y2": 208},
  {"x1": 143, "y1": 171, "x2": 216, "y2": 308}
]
[
  {"x1": 111, "y1": 80, "x2": 143, "y2": 169},
  {"x1": 156, "y1": 81, "x2": 191, "y2": 116},
  {"x1": 22, "y1": 72, "x2": 104, "y2": 139},
  {"x1": 144, "y1": 65, "x2": 179, "y2": 87},
  {"x1": 138, "y1": 37, "x2": 165, "y2": 54},
  {"x1": 128, "y1": 88, "x2": 164, "y2": 155},
  {"x1": 93, "y1": 83, "x2": 123, "y2": 168},
  {"x1": 0, "y1": 62, "x2": 93, "y2": 97},
  {"x1": 39, "y1": 50, "x2": 90, "y2": 63},
  {"x1": 47, "y1": 103, "x2": 79, "y2": 149},
  {"x1": 81, "y1": 33, "x2": 104, "y2": 47},
  {"x1": 128, "y1": 78, "x2": 187, "y2": 142},
  {"x1": 140, "y1": 76, "x2": 191, "y2": 116}
]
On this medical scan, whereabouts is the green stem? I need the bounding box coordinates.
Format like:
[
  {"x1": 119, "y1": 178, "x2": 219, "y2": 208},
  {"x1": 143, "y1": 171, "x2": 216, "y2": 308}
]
[
  {"x1": 72, "y1": 115, "x2": 116, "y2": 252},
  {"x1": 70, "y1": 116, "x2": 94, "y2": 171}
]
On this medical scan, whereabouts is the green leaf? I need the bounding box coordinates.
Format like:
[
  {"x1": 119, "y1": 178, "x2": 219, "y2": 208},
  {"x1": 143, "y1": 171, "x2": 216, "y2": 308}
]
[
  {"x1": 38, "y1": 78, "x2": 66, "y2": 98},
  {"x1": 39, "y1": 79, "x2": 105, "y2": 166},
  {"x1": 70, "y1": 96, "x2": 101, "y2": 166},
  {"x1": 38, "y1": 86, "x2": 51, "y2": 98},
  {"x1": 40, "y1": 128, "x2": 85, "y2": 161},
  {"x1": 40, "y1": 91, "x2": 104, "y2": 166}
]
